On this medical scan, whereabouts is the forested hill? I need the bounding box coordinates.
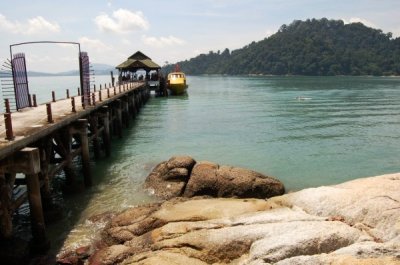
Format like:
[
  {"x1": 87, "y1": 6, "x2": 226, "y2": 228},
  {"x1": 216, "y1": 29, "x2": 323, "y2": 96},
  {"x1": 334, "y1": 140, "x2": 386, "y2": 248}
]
[{"x1": 163, "y1": 18, "x2": 400, "y2": 76}]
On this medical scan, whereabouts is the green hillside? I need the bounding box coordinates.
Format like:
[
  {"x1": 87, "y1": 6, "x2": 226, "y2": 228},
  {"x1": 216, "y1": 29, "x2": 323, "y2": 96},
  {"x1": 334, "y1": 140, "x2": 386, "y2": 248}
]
[{"x1": 163, "y1": 18, "x2": 400, "y2": 76}]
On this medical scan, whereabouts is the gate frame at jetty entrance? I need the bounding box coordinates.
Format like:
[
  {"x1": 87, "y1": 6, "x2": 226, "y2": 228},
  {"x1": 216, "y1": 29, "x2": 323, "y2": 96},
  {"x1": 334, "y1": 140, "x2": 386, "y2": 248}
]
[{"x1": 4, "y1": 41, "x2": 89, "y2": 112}]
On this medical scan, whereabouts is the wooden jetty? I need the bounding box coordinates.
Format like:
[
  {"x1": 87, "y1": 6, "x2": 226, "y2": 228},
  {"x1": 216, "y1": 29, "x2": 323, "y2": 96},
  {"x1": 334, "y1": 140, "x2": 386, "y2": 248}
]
[{"x1": 0, "y1": 81, "x2": 150, "y2": 250}]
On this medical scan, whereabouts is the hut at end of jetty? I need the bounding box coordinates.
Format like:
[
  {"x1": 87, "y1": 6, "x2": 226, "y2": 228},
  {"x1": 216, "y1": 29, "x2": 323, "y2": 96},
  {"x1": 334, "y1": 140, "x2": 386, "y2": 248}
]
[{"x1": 116, "y1": 51, "x2": 161, "y2": 89}]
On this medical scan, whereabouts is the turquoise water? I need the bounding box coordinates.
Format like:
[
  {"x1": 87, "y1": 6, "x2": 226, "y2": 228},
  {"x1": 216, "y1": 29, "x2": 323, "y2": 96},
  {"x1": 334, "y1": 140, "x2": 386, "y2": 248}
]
[
  {"x1": 62, "y1": 75, "x2": 400, "y2": 221},
  {"x1": 8, "y1": 75, "x2": 400, "y2": 250},
  {"x1": 107, "y1": 75, "x2": 400, "y2": 191}
]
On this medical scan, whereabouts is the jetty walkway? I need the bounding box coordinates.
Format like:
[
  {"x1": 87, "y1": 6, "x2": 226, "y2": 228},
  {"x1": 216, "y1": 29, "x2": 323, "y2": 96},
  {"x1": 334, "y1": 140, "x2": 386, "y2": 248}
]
[{"x1": 0, "y1": 81, "x2": 149, "y2": 251}]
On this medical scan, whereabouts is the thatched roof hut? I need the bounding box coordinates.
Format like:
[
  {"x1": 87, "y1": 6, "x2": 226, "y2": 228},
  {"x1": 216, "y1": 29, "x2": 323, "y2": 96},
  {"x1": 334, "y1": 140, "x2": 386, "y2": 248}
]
[{"x1": 116, "y1": 51, "x2": 161, "y2": 72}]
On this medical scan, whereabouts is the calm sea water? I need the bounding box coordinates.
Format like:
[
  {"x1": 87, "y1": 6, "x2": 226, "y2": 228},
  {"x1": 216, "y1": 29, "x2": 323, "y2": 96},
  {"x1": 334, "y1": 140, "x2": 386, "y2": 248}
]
[{"x1": 7, "y1": 75, "x2": 400, "y2": 251}]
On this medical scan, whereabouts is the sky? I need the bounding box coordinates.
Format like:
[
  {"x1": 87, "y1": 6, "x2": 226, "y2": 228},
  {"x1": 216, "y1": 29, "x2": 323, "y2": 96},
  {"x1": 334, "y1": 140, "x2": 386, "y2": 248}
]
[{"x1": 0, "y1": 0, "x2": 399, "y2": 73}]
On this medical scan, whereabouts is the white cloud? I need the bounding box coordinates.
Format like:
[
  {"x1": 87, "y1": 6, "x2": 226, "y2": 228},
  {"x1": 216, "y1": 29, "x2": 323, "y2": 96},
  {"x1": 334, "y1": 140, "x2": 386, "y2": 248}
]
[
  {"x1": 392, "y1": 27, "x2": 400, "y2": 38},
  {"x1": 94, "y1": 9, "x2": 149, "y2": 34},
  {"x1": 121, "y1": 39, "x2": 132, "y2": 45},
  {"x1": 343, "y1": 17, "x2": 377, "y2": 29},
  {"x1": 0, "y1": 14, "x2": 60, "y2": 35},
  {"x1": 26, "y1": 54, "x2": 52, "y2": 63},
  {"x1": 79, "y1": 37, "x2": 112, "y2": 52},
  {"x1": 265, "y1": 29, "x2": 275, "y2": 38},
  {"x1": 60, "y1": 56, "x2": 77, "y2": 62},
  {"x1": 141, "y1": 35, "x2": 186, "y2": 48}
]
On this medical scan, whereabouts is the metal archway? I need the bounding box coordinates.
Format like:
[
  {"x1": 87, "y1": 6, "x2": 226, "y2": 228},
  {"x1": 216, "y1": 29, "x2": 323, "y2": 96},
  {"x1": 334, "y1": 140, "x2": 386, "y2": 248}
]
[{"x1": 2, "y1": 41, "x2": 90, "y2": 111}]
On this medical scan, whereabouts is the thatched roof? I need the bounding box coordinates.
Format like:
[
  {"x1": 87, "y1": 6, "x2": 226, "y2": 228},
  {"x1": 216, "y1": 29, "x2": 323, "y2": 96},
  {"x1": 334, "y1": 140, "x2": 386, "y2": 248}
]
[{"x1": 116, "y1": 51, "x2": 160, "y2": 71}]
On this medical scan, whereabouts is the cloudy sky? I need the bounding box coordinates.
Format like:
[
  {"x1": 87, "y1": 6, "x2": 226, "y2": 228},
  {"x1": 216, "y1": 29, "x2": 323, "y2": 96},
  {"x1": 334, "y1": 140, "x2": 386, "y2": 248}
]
[{"x1": 0, "y1": 0, "x2": 399, "y2": 73}]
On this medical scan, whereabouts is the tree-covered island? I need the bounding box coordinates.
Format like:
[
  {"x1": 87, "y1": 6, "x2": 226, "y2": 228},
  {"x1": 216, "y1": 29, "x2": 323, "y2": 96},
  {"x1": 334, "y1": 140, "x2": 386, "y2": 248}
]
[{"x1": 163, "y1": 18, "x2": 400, "y2": 76}]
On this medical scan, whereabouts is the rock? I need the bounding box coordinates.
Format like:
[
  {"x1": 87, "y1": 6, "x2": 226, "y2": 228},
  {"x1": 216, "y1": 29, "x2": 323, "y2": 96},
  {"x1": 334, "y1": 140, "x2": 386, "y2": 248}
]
[
  {"x1": 272, "y1": 173, "x2": 400, "y2": 242},
  {"x1": 145, "y1": 156, "x2": 285, "y2": 200},
  {"x1": 274, "y1": 241, "x2": 400, "y2": 265},
  {"x1": 120, "y1": 250, "x2": 209, "y2": 265},
  {"x1": 166, "y1": 156, "x2": 196, "y2": 170},
  {"x1": 102, "y1": 203, "x2": 163, "y2": 245},
  {"x1": 69, "y1": 173, "x2": 400, "y2": 265},
  {"x1": 183, "y1": 162, "x2": 285, "y2": 198},
  {"x1": 275, "y1": 254, "x2": 400, "y2": 265},
  {"x1": 144, "y1": 156, "x2": 196, "y2": 199},
  {"x1": 88, "y1": 244, "x2": 133, "y2": 265}
]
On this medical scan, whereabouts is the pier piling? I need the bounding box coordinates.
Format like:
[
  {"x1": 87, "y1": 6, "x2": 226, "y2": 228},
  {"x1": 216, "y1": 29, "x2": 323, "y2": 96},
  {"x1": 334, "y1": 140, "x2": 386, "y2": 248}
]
[
  {"x1": 115, "y1": 100, "x2": 123, "y2": 139},
  {"x1": 100, "y1": 107, "x2": 111, "y2": 157},
  {"x1": 74, "y1": 119, "x2": 92, "y2": 187},
  {"x1": 90, "y1": 115, "x2": 101, "y2": 159}
]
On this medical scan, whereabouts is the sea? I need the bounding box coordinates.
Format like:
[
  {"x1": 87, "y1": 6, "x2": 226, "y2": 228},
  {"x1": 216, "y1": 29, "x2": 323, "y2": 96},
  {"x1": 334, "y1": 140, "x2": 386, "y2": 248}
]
[{"x1": 6, "y1": 75, "x2": 400, "y2": 253}]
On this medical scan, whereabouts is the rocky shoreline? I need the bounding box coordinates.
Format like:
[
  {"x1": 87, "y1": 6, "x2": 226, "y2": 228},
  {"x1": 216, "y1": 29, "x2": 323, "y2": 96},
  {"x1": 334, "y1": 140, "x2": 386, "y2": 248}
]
[{"x1": 57, "y1": 156, "x2": 400, "y2": 264}]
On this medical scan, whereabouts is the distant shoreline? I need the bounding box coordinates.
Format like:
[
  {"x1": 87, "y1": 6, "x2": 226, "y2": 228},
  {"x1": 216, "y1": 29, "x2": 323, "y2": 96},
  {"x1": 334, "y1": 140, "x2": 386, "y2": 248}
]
[
  {"x1": 27, "y1": 71, "x2": 116, "y2": 77},
  {"x1": 191, "y1": 73, "x2": 400, "y2": 77},
  {"x1": 3, "y1": 71, "x2": 398, "y2": 78}
]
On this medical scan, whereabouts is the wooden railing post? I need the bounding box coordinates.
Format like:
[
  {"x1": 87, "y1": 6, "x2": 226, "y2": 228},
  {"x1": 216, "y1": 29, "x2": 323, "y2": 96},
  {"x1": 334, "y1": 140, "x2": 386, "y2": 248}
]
[
  {"x1": 46, "y1": 103, "x2": 53, "y2": 123},
  {"x1": 4, "y1": 99, "x2": 10, "y2": 113},
  {"x1": 4, "y1": 113, "x2": 14, "y2": 140},
  {"x1": 33, "y1": 94, "x2": 37, "y2": 107},
  {"x1": 71, "y1": 97, "x2": 76, "y2": 113}
]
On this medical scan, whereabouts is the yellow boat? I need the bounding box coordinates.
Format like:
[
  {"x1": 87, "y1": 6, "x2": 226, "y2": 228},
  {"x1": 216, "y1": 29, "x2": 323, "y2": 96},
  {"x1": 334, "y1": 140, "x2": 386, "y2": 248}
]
[{"x1": 167, "y1": 71, "x2": 188, "y2": 95}]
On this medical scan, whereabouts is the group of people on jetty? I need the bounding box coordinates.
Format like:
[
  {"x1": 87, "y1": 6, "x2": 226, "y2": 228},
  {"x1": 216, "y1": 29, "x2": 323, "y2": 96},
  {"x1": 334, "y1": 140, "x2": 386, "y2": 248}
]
[{"x1": 119, "y1": 71, "x2": 160, "y2": 82}]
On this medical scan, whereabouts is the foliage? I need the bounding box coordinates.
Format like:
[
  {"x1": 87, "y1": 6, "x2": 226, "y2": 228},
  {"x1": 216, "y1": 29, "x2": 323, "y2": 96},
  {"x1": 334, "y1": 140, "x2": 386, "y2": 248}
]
[{"x1": 162, "y1": 18, "x2": 400, "y2": 76}]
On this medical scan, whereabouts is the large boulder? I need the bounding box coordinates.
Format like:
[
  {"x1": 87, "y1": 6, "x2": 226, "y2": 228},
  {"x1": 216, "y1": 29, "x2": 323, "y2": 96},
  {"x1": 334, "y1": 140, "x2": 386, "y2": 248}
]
[
  {"x1": 144, "y1": 156, "x2": 196, "y2": 199},
  {"x1": 144, "y1": 156, "x2": 285, "y2": 199},
  {"x1": 183, "y1": 162, "x2": 285, "y2": 198}
]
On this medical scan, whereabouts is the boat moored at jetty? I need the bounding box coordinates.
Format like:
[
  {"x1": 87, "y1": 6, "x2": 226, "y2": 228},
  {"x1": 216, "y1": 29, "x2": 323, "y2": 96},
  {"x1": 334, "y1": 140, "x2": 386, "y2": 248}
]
[{"x1": 167, "y1": 70, "x2": 188, "y2": 95}]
